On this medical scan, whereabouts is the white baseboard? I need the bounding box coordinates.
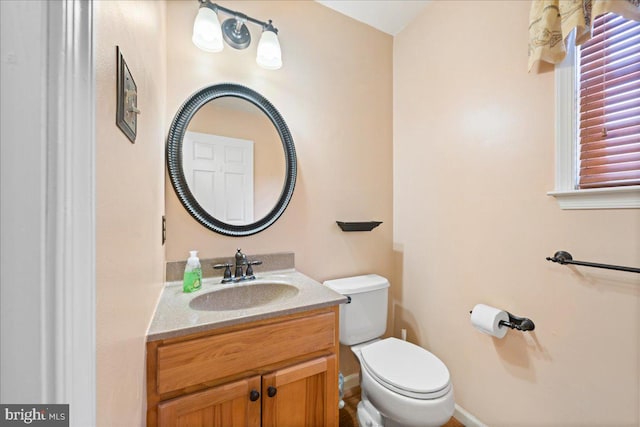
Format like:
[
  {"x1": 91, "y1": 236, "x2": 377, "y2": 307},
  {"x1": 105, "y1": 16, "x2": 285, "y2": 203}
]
[
  {"x1": 454, "y1": 404, "x2": 487, "y2": 427},
  {"x1": 343, "y1": 373, "x2": 360, "y2": 391}
]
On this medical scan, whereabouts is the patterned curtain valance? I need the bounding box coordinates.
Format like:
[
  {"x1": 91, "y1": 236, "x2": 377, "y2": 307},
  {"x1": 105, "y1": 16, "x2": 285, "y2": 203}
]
[{"x1": 528, "y1": 0, "x2": 640, "y2": 71}]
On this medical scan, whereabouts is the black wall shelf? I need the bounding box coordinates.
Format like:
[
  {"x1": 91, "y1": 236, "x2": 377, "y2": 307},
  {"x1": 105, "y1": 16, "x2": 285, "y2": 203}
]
[{"x1": 336, "y1": 221, "x2": 382, "y2": 232}]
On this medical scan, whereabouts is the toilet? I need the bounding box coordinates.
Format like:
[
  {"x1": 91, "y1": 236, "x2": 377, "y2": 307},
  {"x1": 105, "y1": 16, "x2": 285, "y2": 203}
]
[{"x1": 324, "y1": 274, "x2": 455, "y2": 427}]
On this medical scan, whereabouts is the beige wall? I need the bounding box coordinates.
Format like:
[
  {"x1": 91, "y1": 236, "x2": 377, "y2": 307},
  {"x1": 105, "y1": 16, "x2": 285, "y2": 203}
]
[
  {"x1": 95, "y1": 1, "x2": 167, "y2": 425},
  {"x1": 394, "y1": 1, "x2": 640, "y2": 426},
  {"x1": 165, "y1": 0, "x2": 394, "y2": 282},
  {"x1": 165, "y1": 0, "x2": 393, "y2": 379}
]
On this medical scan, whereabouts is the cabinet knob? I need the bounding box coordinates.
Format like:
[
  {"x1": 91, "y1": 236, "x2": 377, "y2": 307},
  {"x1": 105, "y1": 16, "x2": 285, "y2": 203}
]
[
  {"x1": 249, "y1": 389, "x2": 260, "y2": 401},
  {"x1": 267, "y1": 386, "x2": 277, "y2": 397}
]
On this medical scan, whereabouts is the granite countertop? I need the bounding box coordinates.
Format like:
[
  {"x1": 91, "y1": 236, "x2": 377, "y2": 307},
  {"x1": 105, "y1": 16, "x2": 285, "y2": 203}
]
[{"x1": 147, "y1": 269, "x2": 347, "y2": 341}]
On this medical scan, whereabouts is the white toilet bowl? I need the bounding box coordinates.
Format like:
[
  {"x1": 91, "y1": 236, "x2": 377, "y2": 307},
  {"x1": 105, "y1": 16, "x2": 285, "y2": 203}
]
[
  {"x1": 323, "y1": 275, "x2": 455, "y2": 427},
  {"x1": 353, "y1": 338, "x2": 455, "y2": 427}
]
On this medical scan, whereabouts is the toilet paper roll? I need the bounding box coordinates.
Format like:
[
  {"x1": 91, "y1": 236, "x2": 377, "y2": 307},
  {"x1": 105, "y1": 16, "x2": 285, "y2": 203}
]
[{"x1": 470, "y1": 304, "x2": 509, "y2": 339}]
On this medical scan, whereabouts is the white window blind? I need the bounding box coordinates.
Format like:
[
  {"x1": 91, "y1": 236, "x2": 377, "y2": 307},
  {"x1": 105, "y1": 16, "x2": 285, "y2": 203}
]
[{"x1": 578, "y1": 13, "x2": 640, "y2": 189}]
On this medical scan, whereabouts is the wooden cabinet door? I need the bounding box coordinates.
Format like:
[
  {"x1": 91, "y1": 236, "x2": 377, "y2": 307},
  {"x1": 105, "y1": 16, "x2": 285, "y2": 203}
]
[
  {"x1": 157, "y1": 376, "x2": 261, "y2": 427},
  {"x1": 262, "y1": 356, "x2": 337, "y2": 427}
]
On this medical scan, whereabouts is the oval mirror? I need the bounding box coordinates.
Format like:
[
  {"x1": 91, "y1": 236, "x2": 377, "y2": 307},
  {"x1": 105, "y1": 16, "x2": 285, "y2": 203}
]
[{"x1": 167, "y1": 83, "x2": 297, "y2": 236}]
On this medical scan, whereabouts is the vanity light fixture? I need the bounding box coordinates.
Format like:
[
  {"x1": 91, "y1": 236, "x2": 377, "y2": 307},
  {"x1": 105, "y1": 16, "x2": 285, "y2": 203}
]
[{"x1": 192, "y1": 0, "x2": 282, "y2": 70}]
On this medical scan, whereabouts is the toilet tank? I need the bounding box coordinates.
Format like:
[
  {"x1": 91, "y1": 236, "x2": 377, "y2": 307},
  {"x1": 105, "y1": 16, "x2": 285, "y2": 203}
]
[{"x1": 323, "y1": 274, "x2": 390, "y2": 346}]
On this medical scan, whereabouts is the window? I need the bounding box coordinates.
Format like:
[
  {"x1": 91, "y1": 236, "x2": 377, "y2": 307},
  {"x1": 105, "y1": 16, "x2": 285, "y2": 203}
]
[
  {"x1": 550, "y1": 13, "x2": 640, "y2": 209},
  {"x1": 578, "y1": 13, "x2": 640, "y2": 189}
]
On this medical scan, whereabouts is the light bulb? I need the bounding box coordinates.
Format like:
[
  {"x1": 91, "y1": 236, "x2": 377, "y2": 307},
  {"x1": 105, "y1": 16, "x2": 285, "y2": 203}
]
[
  {"x1": 192, "y1": 7, "x2": 223, "y2": 53},
  {"x1": 256, "y1": 30, "x2": 282, "y2": 70}
]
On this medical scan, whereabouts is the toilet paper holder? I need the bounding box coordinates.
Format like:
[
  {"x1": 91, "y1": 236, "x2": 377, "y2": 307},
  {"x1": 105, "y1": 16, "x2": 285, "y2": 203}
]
[
  {"x1": 468, "y1": 309, "x2": 536, "y2": 332},
  {"x1": 499, "y1": 312, "x2": 535, "y2": 332}
]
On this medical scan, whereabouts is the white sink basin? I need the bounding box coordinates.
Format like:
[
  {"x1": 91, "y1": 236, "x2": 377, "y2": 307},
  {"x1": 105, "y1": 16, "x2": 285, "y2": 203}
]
[
  {"x1": 147, "y1": 269, "x2": 349, "y2": 341},
  {"x1": 189, "y1": 282, "x2": 300, "y2": 311}
]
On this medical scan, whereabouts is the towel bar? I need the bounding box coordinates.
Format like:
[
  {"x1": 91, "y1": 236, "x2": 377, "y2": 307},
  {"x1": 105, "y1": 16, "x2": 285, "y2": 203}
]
[{"x1": 546, "y1": 251, "x2": 640, "y2": 274}]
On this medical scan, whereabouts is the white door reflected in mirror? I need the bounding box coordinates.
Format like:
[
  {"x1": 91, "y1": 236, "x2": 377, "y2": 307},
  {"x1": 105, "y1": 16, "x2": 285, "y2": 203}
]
[{"x1": 183, "y1": 131, "x2": 254, "y2": 225}]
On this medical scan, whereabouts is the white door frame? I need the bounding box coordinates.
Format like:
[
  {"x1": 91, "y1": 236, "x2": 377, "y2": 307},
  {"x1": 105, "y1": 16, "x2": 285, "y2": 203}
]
[
  {"x1": 47, "y1": 1, "x2": 96, "y2": 425},
  {"x1": 47, "y1": 0, "x2": 96, "y2": 424},
  {"x1": 2, "y1": 0, "x2": 96, "y2": 424}
]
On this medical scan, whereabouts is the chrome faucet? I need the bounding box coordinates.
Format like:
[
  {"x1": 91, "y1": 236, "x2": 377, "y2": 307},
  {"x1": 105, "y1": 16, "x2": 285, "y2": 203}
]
[{"x1": 213, "y1": 248, "x2": 262, "y2": 283}]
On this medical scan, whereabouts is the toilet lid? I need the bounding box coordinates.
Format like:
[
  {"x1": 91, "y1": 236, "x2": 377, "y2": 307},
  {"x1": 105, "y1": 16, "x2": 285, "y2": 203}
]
[{"x1": 360, "y1": 338, "x2": 451, "y2": 399}]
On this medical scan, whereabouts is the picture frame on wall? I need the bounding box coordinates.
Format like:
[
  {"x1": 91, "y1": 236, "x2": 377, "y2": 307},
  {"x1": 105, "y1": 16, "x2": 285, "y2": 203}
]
[{"x1": 116, "y1": 46, "x2": 138, "y2": 143}]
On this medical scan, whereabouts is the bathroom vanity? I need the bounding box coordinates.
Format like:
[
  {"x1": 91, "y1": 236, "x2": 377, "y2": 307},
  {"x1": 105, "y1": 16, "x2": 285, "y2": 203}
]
[{"x1": 145, "y1": 269, "x2": 345, "y2": 427}]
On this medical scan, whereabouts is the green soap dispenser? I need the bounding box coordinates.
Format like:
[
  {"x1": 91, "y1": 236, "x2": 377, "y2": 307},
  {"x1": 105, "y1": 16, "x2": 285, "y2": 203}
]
[{"x1": 183, "y1": 250, "x2": 202, "y2": 293}]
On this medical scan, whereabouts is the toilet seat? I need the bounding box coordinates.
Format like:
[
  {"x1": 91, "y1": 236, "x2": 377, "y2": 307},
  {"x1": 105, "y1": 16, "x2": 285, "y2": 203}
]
[{"x1": 360, "y1": 338, "x2": 451, "y2": 400}]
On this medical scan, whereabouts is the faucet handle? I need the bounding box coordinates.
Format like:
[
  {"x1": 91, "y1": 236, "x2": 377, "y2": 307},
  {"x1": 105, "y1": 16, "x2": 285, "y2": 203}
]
[
  {"x1": 213, "y1": 263, "x2": 232, "y2": 283},
  {"x1": 245, "y1": 260, "x2": 262, "y2": 279}
]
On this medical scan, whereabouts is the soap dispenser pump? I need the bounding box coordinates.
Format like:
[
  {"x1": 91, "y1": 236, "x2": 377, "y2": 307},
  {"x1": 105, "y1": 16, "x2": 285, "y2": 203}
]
[{"x1": 183, "y1": 250, "x2": 202, "y2": 293}]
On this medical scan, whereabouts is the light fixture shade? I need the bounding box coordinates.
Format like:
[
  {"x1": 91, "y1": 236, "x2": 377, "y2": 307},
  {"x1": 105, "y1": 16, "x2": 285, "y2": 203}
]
[
  {"x1": 192, "y1": 7, "x2": 223, "y2": 53},
  {"x1": 256, "y1": 30, "x2": 282, "y2": 70}
]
